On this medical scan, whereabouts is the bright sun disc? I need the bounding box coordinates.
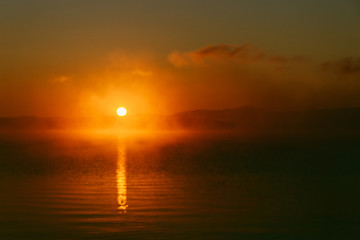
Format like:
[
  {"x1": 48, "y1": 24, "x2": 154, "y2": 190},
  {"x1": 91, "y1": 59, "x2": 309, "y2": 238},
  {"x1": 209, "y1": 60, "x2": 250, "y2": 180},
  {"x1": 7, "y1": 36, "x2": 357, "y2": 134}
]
[{"x1": 117, "y1": 107, "x2": 127, "y2": 116}]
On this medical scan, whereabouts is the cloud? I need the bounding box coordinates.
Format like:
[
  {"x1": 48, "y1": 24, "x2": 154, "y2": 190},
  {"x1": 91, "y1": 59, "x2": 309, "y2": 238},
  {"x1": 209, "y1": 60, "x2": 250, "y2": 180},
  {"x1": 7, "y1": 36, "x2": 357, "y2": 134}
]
[
  {"x1": 165, "y1": 43, "x2": 360, "y2": 111},
  {"x1": 8, "y1": 44, "x2": 360, "y2": 118},
  {"x1": 165, "y1": 44, "x2": 315, "y2": 111},
  {"x1": 168, "y1": 43, "x2": 261, "y2": 66},
  {"x1": 168, "y1": 43, "x2": 307, "y2": 67},
  {"x1": 322, "y1": 58, "x2": 360, "y2": 75}
]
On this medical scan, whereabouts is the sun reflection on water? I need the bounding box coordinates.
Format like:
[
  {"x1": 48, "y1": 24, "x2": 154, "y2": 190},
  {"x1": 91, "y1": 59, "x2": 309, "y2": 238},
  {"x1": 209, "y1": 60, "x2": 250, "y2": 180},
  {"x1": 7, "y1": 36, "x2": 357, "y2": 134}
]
[{"x1": 116, "y1": 144, "x2": 128, "y2": 213}]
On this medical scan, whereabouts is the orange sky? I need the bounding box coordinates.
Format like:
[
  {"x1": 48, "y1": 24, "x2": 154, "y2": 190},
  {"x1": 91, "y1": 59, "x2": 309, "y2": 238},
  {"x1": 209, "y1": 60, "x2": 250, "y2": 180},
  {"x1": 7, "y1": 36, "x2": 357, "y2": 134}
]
[{"x1": 1, "y1": 0, "x2": 360, "y2": 117}]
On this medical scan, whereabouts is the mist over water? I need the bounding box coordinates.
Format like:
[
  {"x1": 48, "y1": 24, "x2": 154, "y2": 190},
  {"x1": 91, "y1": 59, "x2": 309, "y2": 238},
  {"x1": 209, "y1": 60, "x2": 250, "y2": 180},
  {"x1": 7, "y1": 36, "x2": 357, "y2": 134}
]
[{"x1": 0, "y1": 131, "x2": 359, "y2": 239}]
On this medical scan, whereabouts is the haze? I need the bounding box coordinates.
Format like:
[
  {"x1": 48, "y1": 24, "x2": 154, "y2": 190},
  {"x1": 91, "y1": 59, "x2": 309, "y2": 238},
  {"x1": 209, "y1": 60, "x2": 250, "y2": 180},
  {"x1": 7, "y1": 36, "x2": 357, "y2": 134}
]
[{"x1": 1, "y1": 0, "x2": 360, "y2": 117}]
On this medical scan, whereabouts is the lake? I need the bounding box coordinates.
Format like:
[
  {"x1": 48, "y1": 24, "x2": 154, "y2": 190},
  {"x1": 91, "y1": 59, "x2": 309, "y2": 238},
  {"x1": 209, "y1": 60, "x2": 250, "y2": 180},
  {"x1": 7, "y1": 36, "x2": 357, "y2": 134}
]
[{"x1": 0, "y1": 131, "x2": 359, "y2": 239}]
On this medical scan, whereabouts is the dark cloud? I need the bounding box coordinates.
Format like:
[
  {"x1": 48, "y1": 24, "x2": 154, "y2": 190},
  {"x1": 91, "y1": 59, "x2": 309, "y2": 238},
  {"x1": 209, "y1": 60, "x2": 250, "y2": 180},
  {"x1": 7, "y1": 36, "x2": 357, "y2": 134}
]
[
  {"x1": 193, "y1": 43, "x2": 263, "y2": 61},
  {"x1": 169, "y1": 43, "x2": 307, "y2": 67}
]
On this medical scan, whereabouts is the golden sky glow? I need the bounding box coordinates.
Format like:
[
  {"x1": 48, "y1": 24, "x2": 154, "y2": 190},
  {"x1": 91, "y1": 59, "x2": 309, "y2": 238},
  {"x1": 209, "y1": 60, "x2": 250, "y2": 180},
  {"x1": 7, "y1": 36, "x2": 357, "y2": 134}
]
[{"x1": 0, "y1": 1, "x2": 360, "y2": 117}]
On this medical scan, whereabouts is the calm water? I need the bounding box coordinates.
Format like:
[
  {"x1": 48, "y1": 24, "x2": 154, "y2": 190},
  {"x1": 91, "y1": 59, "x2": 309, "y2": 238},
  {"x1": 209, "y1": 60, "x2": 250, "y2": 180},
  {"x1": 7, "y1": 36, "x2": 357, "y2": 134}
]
[{"x1": 0, "y1": 131, "x2": 359, "y2": 239}]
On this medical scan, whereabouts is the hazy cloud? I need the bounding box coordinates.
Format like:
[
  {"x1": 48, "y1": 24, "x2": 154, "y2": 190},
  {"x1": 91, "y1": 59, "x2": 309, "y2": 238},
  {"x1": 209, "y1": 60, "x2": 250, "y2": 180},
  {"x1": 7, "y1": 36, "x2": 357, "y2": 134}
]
[
  {"x1": 4, "y1": 44, "x2": 360, "y2": 117},
  {"x1": 322, "y1": 58, "x2": 360, "y2": 75},
  {"x1": 166, "y1": 44, "x2": 360, "y2": 111},
  {"x1": 169, "y1": 43, "x2": 261, "y2": 66},
  {"x1": 267, "y1": 55, "x2": 308, "y2": 65},
  {"x1": 168, "y1": 43, "x2": 307, "y2": 67}
]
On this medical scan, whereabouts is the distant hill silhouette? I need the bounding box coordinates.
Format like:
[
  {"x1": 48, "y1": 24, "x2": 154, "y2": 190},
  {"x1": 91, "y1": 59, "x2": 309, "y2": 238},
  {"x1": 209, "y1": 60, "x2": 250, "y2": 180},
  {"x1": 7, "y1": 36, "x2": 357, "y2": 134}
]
[
  {"x1": 1, "y1": 107, "x2": 360, "y2": 135},
  {"x1": 165, "y1": 106, "x2": 360, "y2": 135}
]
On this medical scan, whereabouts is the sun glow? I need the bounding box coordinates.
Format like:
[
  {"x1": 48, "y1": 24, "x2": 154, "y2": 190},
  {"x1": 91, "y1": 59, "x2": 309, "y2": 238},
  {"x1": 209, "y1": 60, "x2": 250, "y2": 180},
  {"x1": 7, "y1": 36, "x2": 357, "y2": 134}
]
[{"x1": 117, "y1": 107, "x2": 127, "y2": 116}]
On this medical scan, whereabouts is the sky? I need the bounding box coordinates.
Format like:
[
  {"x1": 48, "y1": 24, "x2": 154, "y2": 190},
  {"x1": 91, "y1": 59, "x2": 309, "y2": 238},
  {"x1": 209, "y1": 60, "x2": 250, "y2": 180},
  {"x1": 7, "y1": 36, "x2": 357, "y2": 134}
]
[{"x1": 1, "y1": 0, "x2": 360, "y2": 117}]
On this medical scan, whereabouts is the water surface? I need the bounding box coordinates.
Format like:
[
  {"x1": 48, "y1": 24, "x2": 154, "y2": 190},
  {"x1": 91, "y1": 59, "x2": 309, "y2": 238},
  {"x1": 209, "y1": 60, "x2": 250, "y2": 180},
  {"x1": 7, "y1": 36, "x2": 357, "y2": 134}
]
[{"x1": 0, "y1": 131, "x2": 359, "y2": 239}]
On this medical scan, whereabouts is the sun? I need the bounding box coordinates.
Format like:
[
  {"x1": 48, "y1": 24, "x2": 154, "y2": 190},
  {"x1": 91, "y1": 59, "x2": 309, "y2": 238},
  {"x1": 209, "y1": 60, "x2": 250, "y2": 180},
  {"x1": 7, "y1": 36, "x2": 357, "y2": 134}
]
[{"x1": 116, "y1": 107, "x2": 127, "y2": 116}]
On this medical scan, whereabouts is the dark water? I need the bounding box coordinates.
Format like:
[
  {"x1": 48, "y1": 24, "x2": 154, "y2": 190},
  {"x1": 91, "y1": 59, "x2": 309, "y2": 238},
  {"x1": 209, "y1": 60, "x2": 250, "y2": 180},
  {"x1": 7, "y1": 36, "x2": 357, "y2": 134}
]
[{"x1": 0, "y1": 131, "x2": 359, "y2": 239}]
